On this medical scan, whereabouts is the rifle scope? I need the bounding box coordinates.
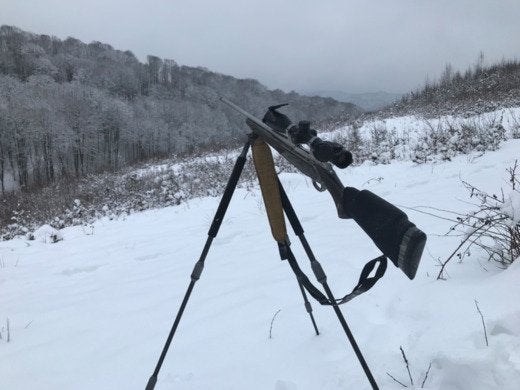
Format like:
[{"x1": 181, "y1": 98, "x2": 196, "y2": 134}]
[
  {"x1": 262, "y1": 104, "x2": 353, "y2": 169},
  {"x1": 291, "y1": 121, "x2": 353, "y2": 169}
]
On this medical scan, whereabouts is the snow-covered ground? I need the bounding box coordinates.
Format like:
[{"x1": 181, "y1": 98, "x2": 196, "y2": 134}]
[
  {"x1": 328, "y1": 106, "x2": 520, "y2": 140},
  {"x1": 1, "y1": 139, "x2": 519, "y2": 390}
]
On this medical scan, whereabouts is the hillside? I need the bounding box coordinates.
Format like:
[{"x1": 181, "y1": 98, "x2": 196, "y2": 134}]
[
  {"x1": 381, "y1": 59, "x2": 520, "y2": 118},
  {"x1": 305, "y1": 90, "x2": 402, "y2": 112},
  {"x1": 2, "y1": 25, "x2": 520, "y2": 390},
  {"x1": 0, "y1": 25, "x2": 360, "y2": 192},
  {"x1": 1, "y1": 138, "x2": 519, "y2": 389}
]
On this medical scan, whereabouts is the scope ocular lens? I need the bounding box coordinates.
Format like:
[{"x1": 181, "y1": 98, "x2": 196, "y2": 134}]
[
  {"x1": 311, "y1": 139, "x2": 353, "y2": 169},
  {"x1": 332, "y1": 150, "x2": 353, "y2": 168}
]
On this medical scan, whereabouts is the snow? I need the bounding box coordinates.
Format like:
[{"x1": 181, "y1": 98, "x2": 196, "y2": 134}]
[
  {"x1": 502, "y1": 190, "x2": 520, "y2": 225},
  {"x1": 31, "y1": 224, "x2": 63, "y2": 244},
  {"x1": 1, "y1": 140, "x2": 520, "y2": 390},
  {"x1": 327, "y1": 106, "x2": 520, "y2": 141}
]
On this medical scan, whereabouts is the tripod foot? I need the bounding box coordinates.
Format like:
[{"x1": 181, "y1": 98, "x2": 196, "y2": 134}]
[
  {"x1": 145, "y1": 375, "x2": 157, "y2": 390},
  {"x1": 300, "y1": 283, "x2": 320, "y2": 335}
]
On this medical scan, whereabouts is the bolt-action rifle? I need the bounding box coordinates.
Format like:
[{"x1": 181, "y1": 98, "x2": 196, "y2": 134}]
[
  {"x1": 145, "y1": 98, "x2": 429, "y2": 390},
  {"x1": 220, "y1": 97, "x2": 426, "y2": 280}
]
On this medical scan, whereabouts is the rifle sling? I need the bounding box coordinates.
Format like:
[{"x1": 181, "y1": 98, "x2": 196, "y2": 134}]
[
  {"x1": 286, "y1": 250, "x2": 387, "y2": 305},
  {"x1": 253, "y1": 138, "x2": 388, "y2": 305}
]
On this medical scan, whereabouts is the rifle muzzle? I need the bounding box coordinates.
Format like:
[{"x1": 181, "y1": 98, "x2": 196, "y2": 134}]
[{"x1": 342, "y1": 187, "x2": 426, "y2": 279}]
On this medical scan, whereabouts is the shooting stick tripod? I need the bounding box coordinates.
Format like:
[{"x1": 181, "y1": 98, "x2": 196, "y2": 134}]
[{"x1": 145, "y1": 135, "x2": 380, "y2": 390}]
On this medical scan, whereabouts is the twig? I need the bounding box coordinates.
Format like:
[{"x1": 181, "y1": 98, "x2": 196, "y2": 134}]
[
  {"x1": 386, "y1": 372, "x2": 407, "y2": 388},
  {"x1": 24, "y1": 320, "x2": 33, "y2": 329},
  {"x1": 6, "y1": 318, "x2": 10, "y2": 342},
  {"x1": 507, "y1": 159, "x2": 518, "y2": 190},
  {"x1": 269, "y1": 309, "x2": 281, "y2": 339},
  {"x1": 362, "y1": 176, "x2": 384, "y2": 186},
  {"x1": 474, "y1": 300, "x2": 489, "y2": 346},
  {"x1": 398, "y1": 205, "x2": 468, "y2": 226},
  {"x1": 404, "y1": 204, "x2": 468, "y2": 217},
  {"x1": 437, "y1": 221, "x2": 488, "y2": 279},
  {"x1": 421, "y1": 362, "x2": 432, "y2": 388},
  {"x1": 400, "y1": 346, "x2": 414, "y2": 386}
]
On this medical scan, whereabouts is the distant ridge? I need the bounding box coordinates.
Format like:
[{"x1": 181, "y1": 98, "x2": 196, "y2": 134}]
[
  {"x1": 304, "y1": 90, "x2": 402, "y2": 111},
  {"x1": 381, "y1": 60, "x2": 520, "y2": 117}
]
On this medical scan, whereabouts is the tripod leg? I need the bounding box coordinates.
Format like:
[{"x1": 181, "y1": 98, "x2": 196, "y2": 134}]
[
  {"x1": 278, "y1": 182, "x2": 380, "y2": 390},
  {"x1": 145, "y1": 139, "x2": 251, "y2": 390},
  {"x1": 278, "y1": 241, "x2": 320, "y2": 335},
  {"x1": 297, "y1": 276, "x2": 320, "y2": 335}
]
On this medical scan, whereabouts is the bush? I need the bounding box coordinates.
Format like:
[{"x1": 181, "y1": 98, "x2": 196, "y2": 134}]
[
  {"x1": 437, "y1": 161, "x2": 520, "y2": 279},
  {"x1": 0, "y1": 147, "x2": 299, "y2": 240},
  {"x1": 331, "y1": 114, "x2": 507, "y2": 167},
  {"x1": 412, "y1": 115, "x2": 506, "y2": 163}
]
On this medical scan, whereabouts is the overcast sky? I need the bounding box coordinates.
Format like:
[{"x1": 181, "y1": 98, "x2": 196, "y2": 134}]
[{"x1": 1, "y1": 0, "x2": 519, "y2": 94}]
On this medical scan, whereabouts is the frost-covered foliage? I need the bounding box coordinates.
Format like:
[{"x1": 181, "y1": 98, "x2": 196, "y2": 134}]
[
  {"x1": 330, "y1": 112, "x2": 508, "y2": 166},
  {"x1": 437, "y1": 161, "x2": 520, "y2": 279},
  {"x1": 331, "y1": 123, "x2": 405, "y2": 165},
  {"x1": 411, "y1": 116, "x2": 506, "y2": 163},
  {"x1": 380, "y1": 56, "x2": 520, "y2": 118},
  {"x1": 0, "y1": 25, "x2": 359, "y2": 193},
  {"x1": 2, "y1": 102, "x2": 518, "y2": 240},
  {"x1": 30, "y1": 224, "x2": 63, "y2": 243},
  {"x1": 0, "y1": 150, "x2": 300, "y2": 240}
]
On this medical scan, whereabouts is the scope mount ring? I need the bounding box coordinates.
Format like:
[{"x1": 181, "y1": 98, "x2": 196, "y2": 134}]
[{"x1": 312, "y1": 180, "x2": 326, "y2": 192}]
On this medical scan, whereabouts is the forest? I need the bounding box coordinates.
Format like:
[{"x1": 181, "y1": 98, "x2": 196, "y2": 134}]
[
  {"x1": 384, "y1": 55, "x2": 520, "y2": 117},
  {"x1": 0, "y1": 25, "x2": 360, "y2": 193}
]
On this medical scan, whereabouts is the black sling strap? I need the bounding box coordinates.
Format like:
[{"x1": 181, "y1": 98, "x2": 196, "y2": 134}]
[
  {"x1": 277, "y1": 178, "x2": 388, "y2": 306},
  {"x1": 284, "y1": 249, "x2": 388, "y2": 306}
]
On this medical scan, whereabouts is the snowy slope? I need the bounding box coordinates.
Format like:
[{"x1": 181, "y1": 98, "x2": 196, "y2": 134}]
[
  {"x1": 1, "y1": 140, "x2": 519, "y2": 390},
  {"x1": 324, "y1": 106, "x2": 520, "y2": 142}
]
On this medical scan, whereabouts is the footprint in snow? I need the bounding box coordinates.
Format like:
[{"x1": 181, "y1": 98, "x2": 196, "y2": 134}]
[
  {"x1": 135, "y1": 253, "x2": 161, "y2": 261},
  {"x1": 275, "y1": 380, "x2": 298, "y2": 390},
  {"x1": 60, "y1": 265, "x2": 101, "y2": 276},
  {"x1": 489, "y1": 311, "x2": 520, "y2": 337}
]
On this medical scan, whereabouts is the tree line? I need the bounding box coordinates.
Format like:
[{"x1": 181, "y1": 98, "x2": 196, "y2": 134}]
[
  {"x1": 386, "y1": 54, "x2": 520, "y2": 116},
  {"x1": 0, "y1": 25, "x2": 359, "y2": 193}
]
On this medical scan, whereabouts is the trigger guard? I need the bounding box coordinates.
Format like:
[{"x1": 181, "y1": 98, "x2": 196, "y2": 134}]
[{"x1": 312, "y1": 180, "x2": 326, "y2": 192}]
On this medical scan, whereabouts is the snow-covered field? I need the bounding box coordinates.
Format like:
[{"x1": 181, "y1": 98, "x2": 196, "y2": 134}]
[
  {"x1": 328, "y1": 106, "x2": 520, "y2": 140},
  {"x1": 1, "y1": 138, "x2": 519, "y2": 389}
]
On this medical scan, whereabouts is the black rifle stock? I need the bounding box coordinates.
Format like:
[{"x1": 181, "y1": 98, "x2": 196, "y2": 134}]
[{"x1": 220, "y1": 97, "x2": 426, "y2": 279}]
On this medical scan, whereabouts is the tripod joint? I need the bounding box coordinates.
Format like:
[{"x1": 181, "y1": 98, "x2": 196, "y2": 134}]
[
  {"x1": 311, "y1": 260, "x2": 327, "y2": 284},
  {"x1": 191, "y1": 261, "x2": 204, "y2": 282},
  {"x1": 277, "y1": 239, "x2": 291, "y2": 260}
]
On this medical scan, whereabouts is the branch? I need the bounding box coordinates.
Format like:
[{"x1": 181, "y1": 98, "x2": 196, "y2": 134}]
[
  {"x1": 421, "y1": 362, "x2": 432, "y2": 388},
  {"x1": 269, "y1": 309, "x2": 281, "y2": 339},
  {"x1": 386, "y1": 372, "x2": 408, "y2": 388},
  {"x1": 437, "y1": 221, "x2": 488, "y2": 279},
  {"x1": 474, "y1": 300, "x2": 489, "y2": 346},
  {"x1": 6, "y1": 318, "x2": 10, "y2": 343},
  {"x1": 400, "y1": 346, "x2": 414, "y2": 386}
]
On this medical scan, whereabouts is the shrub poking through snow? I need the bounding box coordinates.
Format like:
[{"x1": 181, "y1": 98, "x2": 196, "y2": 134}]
[
  {"x1": 0, "y1": 107, "x2": 516, "y2": 241},
  {"x1": 331, "y1": 112, "x2": 507, "y2": 166},
  {"x1": 412, "y1": 115, "x2": 506, "y2": 163},
  {"x1": 0, "y1": 152, "x2": 265, "y2": 240},
  {"x1": 32, "y1": 224, "x2": 63, "y2": 244},
  {"x1": 437, "y1": 161, "x2": 520, "y2": 279},
  {"x1": 385, "y1": 346, "x2": 433, "y2": 388}
]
